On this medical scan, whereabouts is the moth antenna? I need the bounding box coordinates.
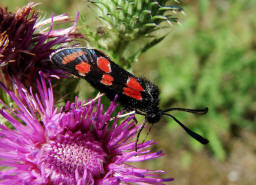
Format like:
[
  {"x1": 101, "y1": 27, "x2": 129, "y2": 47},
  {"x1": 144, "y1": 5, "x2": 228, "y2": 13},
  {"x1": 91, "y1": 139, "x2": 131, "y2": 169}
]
[
  {"x1": 163, "y1": 113, "x2": 209, "y2": 144},
  {"x1": 135, "y1": 119, "x2": 147, "y2": 152},
  {"x1": 163, "y1": 107, "x2": 208, "y2": 114}
]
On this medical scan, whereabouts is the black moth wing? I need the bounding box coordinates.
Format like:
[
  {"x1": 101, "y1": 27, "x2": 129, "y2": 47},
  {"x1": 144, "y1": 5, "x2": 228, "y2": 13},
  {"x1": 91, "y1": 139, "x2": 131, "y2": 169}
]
[
  {"x1": 50, "y1": 47, "x2": 110, "y2": 94},
  {"x1": 93, "y1": 49, "x2": 160, "y2": 113},
  {"x1": 50, "y1": 47, "x2": 160, "y2": 114},
  {"x1": 50, "y1": 47, "x2": 102, "y2": 81}
]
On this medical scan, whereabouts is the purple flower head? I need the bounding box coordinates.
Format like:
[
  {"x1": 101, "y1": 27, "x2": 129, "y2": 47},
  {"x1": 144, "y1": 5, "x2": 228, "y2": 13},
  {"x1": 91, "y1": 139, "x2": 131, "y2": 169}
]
[
  {"x1": 0, "y1": 2, "x2": 79, "y2": 89},
  {"x1": 0, "y1": 74, "x2": 173, "y2": 184}
]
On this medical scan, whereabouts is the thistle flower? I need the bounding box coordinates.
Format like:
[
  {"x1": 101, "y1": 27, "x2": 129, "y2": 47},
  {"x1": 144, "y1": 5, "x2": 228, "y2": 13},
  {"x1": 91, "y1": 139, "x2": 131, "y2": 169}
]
[
  {"x1": 0, "y1": 74, "x2": 173, "y2": 184},
  {"x1": 0, "y1": 2, "x2": 79, "y2": 88}
]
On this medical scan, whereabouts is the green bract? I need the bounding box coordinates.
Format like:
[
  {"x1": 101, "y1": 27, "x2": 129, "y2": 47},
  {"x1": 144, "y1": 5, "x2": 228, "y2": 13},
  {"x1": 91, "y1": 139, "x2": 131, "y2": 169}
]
[{"x1": 84, "y1": 0, "x2": 183, "y2": 67}]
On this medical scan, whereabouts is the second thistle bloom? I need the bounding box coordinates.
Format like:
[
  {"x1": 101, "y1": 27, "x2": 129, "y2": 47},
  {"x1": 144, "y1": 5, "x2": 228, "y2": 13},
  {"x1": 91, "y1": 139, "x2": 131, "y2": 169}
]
[
  {"x1": 0, "y1": 74, "x2": 173, "y2": 184},
  {"x1": 0, "y1": 2, "x2": 79, "y2": 88}
]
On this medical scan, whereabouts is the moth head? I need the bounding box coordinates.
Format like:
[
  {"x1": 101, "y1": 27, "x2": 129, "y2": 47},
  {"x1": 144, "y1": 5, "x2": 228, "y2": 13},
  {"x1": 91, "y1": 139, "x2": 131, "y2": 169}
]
[{"x1": 146, "y1": 110, "x2": 162, "y2": 124}]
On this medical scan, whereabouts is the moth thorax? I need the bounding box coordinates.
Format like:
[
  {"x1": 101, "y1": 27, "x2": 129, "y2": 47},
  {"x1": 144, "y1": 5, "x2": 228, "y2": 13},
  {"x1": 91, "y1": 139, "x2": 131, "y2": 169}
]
[{"x1": 146, "y1": 109, "x2": 162, "y2": 124}]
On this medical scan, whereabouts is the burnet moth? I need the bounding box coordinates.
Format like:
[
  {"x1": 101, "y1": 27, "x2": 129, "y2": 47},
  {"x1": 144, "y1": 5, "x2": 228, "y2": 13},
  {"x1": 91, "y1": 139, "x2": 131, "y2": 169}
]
[{"x1": 50, "y1": 47, "x2": 209, "y2": 145}]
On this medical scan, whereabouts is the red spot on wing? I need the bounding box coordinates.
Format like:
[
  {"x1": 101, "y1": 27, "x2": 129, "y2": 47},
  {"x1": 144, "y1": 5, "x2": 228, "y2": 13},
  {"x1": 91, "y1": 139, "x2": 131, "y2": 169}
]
[
  {"x1": 97, "y1": 57, "x2": 111, "y2": 73},
  {"x1": 62, "y1": 51, "x2": 84, "y2": 64},
  {"x1": 75, "y1": 62, "x2": 91, "y2": 76},
  {"x1": 126, "y1": 77, "x2": 144, "y2": 91},
  {"x1": 123, "y1": 87, "x2": 142, "y2": 100},
  {"x1": 101, "y1": 74, "x2": 114, "y2": 86},
  {"x1": 123, "y1": 77, "x2": 144, "y2": 100}
]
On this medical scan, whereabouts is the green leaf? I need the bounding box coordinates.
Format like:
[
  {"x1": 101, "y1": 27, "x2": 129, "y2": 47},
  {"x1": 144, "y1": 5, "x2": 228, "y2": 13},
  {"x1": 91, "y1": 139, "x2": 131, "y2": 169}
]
[{"x1": 130, "y1": 34, "x2": 167, "y2": 61}]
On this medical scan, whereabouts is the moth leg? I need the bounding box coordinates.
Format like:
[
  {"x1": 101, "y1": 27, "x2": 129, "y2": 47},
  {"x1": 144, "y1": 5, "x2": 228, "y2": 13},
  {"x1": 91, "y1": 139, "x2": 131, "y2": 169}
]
[
  {"x1": 99, "y1": 110, "x2": 135, "y2": 130},
  {"x1": 109, "y1": 110, "x2": 136, "y2": 122},
  {"x1": 84, "y1": 92, "x2": 104, "y2": 106},
  {"x1": 135, "y1": 119, "x2": 147, "y2": 152},
  {"x1": 142, "y1": 124, "x2": 154, "y2": 145},
  {"x1": 117, "y1": 111, "x2": 136, "y2": 119}
]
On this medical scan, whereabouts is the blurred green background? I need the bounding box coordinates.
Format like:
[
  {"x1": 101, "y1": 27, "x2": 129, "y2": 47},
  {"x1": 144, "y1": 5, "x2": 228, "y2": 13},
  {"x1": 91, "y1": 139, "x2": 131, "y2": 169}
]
[{"x1": 2, "y1": 0, "x2": 256, "y2": 184}]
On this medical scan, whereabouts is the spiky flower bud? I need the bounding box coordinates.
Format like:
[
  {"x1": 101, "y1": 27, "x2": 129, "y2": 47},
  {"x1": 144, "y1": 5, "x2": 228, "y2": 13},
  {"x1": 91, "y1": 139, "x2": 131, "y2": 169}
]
[{"x1": 85, "y1": 0, "x2": 184, "y2": 66}]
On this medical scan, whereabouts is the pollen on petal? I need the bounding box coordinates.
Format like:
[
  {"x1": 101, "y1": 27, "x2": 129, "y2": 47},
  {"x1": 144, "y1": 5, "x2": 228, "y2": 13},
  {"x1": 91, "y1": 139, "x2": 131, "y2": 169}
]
[{"x1": 39, "y1": 132, "x2": 106, "y2": 182}]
